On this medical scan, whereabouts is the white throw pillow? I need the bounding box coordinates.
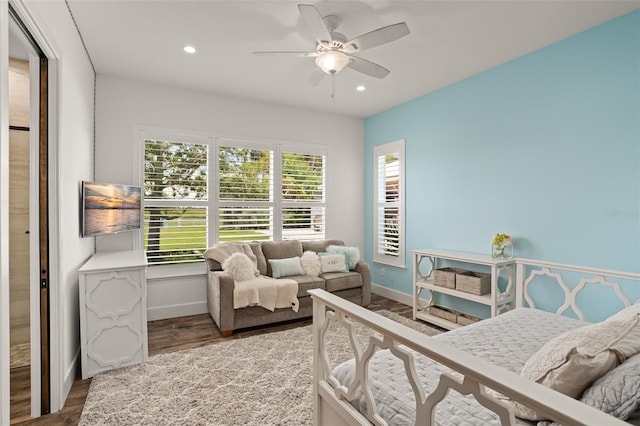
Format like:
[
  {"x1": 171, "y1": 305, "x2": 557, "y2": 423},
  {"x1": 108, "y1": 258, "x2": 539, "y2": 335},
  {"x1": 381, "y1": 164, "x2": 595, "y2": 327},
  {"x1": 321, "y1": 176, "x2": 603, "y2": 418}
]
[
  {"x1": 222, "y1": 252, "x2": 258, "y2": 282},
  {"x1": 318, "y1": 253, "x2": 348, "y2": 273},
  {"x1": 510, "y1": 315, "x2": 640, "y2": 420},
  {"x1": 605, "y1": 301, "x2": 640, "y2": 322},
  {"x1": 300, "y1": 251, "x2": 321, "y2": 277}
]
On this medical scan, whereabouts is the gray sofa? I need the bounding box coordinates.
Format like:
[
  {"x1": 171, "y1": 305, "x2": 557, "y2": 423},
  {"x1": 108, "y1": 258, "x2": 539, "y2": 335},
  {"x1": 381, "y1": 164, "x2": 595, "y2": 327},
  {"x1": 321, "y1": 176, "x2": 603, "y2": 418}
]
[{"x1": 205, "y1": 239, "x2": 371, "y2": 336}]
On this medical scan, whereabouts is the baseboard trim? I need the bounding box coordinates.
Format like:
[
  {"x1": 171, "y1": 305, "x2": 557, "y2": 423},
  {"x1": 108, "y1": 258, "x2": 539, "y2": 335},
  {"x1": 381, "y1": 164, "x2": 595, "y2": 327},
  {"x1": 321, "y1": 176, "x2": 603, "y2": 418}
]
[
  {"x1": 63, "y1": 348, "x2": 79, "y2": 404},
  {"x1": 371, "y1": 283, "x2": 412, "y2": 306},
  {"x1": 147, "y1": 301, "x2": 208, "y2": 321}
]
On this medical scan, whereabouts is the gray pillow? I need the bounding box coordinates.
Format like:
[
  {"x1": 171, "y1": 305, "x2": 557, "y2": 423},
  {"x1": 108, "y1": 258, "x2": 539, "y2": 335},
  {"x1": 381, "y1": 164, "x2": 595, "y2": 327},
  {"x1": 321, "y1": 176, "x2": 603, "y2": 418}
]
[{"x1": 579, "y1": 352, "x2": 640, "y2": 420}]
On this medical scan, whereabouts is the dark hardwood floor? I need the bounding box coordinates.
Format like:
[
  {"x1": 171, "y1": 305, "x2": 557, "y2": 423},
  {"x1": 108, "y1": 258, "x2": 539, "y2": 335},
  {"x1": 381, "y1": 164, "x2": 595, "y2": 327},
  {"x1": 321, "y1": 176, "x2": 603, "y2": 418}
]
[{"x1": 12, "y1": 294, "x2": 413, "y2": 425}]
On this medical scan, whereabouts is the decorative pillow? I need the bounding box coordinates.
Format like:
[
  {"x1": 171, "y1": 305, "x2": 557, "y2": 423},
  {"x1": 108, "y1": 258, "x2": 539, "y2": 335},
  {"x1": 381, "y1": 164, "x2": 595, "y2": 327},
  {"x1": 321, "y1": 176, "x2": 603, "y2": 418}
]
[
  {"x1": 222, "y1": 252, "x2": 258, "y2": 282},
  {"x1": 327, "y1": 244, "x2": 360, "y2": 270},
  {"x1": 510, "y1": 315, "x2": 640, "y2": 421},
  {"x1": 579, "y1": 352, "x2": 640, "y2": 420},
  {"x1": 318, "y1": 252, "x2": 348, "y2": 273},
  {"x1": 605, "y1": 301, "x2": 640, "y2": 322},
  {"x1": 268, "y1": 256, "x2": 304, "y2": 279},
  {"x1": 261, "y1": 240, "x2": 303, "y2": 276},
  {"x1": 300, "y1": 251, "x2": 321, "y2": 277}
]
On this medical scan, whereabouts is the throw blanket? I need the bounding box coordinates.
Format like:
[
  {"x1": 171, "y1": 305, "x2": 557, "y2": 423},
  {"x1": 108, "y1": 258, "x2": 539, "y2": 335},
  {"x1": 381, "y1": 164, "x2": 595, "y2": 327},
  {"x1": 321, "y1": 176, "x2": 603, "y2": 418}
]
[
  {"x1": 234, "y1": 276, "x2": 299, "y2": 312},
  {"x1": 204, "y1": 243, "x2": 258, "y2": 269}
]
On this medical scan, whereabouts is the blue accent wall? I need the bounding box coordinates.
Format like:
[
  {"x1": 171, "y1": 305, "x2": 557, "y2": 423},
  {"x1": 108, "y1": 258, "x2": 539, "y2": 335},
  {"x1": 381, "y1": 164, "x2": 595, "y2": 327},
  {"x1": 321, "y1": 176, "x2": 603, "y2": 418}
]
[{"x1": 364, "y1": 11, "x2": 640, "y2": 306}]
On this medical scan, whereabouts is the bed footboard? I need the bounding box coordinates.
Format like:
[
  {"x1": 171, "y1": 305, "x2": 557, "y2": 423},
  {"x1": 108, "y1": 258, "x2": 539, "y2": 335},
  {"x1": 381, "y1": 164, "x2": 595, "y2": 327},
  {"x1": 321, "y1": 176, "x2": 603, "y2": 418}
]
[{"x1": 309, "y1": 288, "x2": 630, "y2": 426}]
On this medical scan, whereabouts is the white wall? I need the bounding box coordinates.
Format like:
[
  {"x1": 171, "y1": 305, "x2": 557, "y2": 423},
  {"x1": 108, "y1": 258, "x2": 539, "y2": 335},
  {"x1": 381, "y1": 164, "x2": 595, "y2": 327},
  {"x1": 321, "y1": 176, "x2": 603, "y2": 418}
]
[
  {"x1": 24, "y1": 0, "x2": 95, "y2": 411},
  {"x1": 95, "y1": 75, "x2": 364, "y2": 319}
]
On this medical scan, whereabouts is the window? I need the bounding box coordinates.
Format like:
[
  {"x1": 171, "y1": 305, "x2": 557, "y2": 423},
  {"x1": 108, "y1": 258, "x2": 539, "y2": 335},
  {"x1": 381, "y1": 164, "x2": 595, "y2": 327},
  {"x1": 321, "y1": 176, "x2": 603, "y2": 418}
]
[
  {"x1": 216, "y1": 141, "x2": 326, "y2": 243},
  {"x1": 141, "y1": 132, "x2": 326, "y2": 266},
  {"x1": 281, "y1": 151, "x2": 325, "y2": 240},
  {"x1": 217, "y1": 145, "x2": 274, "y2": 242},
  {"x1": 373, "y1": 140, "x2": 405, "y2": 267},
  {"x1": 143, "y1": 139, "x2": 209, "y2": 265}
]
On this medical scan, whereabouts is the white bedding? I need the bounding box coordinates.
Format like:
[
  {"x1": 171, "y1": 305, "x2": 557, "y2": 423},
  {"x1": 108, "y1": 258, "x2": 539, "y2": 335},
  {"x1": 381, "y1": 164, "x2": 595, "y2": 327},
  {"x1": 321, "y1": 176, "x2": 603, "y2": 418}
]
[{"x1": 332, "y1": 308, "x2": 588, "y2": 425}]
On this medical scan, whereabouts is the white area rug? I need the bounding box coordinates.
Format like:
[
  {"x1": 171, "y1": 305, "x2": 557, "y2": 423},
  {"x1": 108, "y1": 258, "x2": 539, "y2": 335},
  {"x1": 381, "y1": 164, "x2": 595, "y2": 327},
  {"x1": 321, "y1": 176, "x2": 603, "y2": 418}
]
[{"x1": 79, "y1": 310, "x2": 441, "y2": 426}]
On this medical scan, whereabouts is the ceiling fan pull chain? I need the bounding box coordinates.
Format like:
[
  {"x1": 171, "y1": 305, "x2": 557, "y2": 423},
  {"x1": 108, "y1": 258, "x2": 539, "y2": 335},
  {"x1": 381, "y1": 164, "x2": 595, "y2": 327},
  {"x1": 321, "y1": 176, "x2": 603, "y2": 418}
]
[{"x1": 331, "y1": 72, "x2": 336, "y2": 102}]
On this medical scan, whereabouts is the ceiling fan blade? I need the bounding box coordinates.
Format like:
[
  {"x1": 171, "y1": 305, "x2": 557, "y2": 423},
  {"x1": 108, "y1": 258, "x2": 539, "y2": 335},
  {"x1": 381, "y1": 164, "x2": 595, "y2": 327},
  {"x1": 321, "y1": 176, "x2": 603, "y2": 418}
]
[
  {"x1": 298, "y1": 4, "x2": 332, "y2": 45},
  {"x1": 344, "y1": 22, "x2": 410, "y2": 53},
  {"x1": 253, "y1": 51, "x2": 318, "y2": 57},
  {"x1": 308, "y1": 67, "x2": 325, "y2": 86},
  {"x1": 346, "y1": 55, "x2": 390, "y2": 79}
]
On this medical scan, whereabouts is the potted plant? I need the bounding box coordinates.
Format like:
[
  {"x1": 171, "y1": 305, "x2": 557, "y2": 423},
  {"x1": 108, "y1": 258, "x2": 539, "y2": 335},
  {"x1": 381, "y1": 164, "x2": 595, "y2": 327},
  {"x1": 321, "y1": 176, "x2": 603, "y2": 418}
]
[{"x1": 492, "y1": 233, "x2": 514, "y2": 259}]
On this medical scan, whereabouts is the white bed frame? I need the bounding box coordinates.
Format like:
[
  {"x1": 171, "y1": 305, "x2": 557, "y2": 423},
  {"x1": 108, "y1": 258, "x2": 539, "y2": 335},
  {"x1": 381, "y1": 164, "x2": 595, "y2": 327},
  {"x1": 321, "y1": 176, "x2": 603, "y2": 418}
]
[{"x1": 309, "y1": 258, "x2": 640, "y2": 426}]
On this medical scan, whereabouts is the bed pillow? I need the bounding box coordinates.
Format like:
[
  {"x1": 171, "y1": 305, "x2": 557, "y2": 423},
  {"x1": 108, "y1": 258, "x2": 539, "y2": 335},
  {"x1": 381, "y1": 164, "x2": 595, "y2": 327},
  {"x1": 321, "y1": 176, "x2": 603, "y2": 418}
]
[
  {"x1": 268, "y1": 256, "x2": 304, "y2": 279},
  {"x1": 318, "y1": 252, "x2": 348, "y2": 273},
  {"x1": 578, "y1": 352, "x2": 640, "y2": 421},
  {"x1": 511, "y1": 315, "x2": 640, "y2": 421},
  {"x1": 222, "y1": 252, "x2": 258, "y2": 282},
  {"x1": 300, "y1": 251, "x2": 321, "y2": 277},
  {"x1": 605, "y1": 301, "x2": 640, "y2": 323},
  {"x1": 327, "y1": 245, "x2": 360, "y2": 270}
]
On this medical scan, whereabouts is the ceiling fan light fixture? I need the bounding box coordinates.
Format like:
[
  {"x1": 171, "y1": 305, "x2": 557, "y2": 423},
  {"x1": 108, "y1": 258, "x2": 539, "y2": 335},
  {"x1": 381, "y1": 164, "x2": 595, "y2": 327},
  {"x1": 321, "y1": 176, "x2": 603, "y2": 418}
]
[{"x1": 315, "y1": 50, "x2": 349, "y2": 74}]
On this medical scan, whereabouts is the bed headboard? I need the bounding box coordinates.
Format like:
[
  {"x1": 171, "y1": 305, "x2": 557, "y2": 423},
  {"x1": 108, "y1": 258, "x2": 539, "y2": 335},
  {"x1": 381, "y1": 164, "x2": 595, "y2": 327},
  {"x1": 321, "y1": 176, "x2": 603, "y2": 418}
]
[{"x1": 515, "y1": 258, "x2": 640, "y2": 322}]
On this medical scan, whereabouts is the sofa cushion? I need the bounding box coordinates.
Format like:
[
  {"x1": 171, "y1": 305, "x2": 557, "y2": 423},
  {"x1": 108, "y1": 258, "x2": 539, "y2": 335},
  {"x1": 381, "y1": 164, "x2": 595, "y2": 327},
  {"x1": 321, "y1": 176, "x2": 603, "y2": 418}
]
[
  {"x1": 261, "y1": 240, "x2": 304, "y2": 276},
  {"x1": 321, "y1": 271, "x2": 363, "y2": 292},
  {"x1": 289, "y1": 275, "x2": 326, "y2": 297},
  {"x1": 302, "y1": 239, "x2": 344, "y2": 253}
]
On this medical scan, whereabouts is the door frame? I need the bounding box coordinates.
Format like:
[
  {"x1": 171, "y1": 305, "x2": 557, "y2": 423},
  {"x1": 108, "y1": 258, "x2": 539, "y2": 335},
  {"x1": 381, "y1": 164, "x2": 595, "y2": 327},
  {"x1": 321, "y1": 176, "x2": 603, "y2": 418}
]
[
  {"x1": 2, "y1": 0, "x2": 61, "y2": 420},
  {"x1": 1, "y1": 3, "x2": 12, "y2": 422}
]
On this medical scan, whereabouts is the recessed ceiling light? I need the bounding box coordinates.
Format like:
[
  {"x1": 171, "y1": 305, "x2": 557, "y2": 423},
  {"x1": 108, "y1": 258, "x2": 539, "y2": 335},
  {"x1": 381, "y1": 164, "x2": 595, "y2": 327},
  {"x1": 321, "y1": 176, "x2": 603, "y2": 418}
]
[
  {"x1": 183, "y1": 45, "x2": 196, "y2": 54},
  {"x1": 356, "y1": 85, "x2": 366, "y2": 92}
]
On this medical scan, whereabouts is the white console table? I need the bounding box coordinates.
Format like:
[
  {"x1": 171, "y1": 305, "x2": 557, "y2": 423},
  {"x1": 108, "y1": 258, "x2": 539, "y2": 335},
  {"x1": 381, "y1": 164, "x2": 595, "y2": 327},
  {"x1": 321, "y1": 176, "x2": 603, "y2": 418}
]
[
  {"x1": 412, "y1": 249, "x2": 515, "y2": 330},
  {"x1": 79, "y1": 250, "x2": 148, "y2": 379}
]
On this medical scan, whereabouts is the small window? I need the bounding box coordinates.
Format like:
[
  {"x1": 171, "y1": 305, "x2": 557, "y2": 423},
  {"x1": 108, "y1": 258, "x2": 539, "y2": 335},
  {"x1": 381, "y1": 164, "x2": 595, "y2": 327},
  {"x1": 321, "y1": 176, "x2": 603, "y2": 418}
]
[
  {"x1": 143, "y1": 139, "x2": 209, "y2": 264},
  {"x1": 217, "y1": 145, "x2": 274, "y2": 242},
  {"x1": 373, "y1": 140, "x2": 405, "y2": 267},
  {"x1": 281, "y1": 151, "x2": 325, "y2": 241}
]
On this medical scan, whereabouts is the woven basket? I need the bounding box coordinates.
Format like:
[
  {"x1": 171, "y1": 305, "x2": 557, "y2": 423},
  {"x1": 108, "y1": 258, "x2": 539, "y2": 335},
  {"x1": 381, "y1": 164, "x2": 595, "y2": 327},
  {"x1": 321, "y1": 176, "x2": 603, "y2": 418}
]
[
  {"x1": 427, "y1": 305, "x2": 457, "y2": 322},
  {"x1": 457, "y1": 313, "x2": 481, "y2": 326},
  {"x1": 433, "y1": 267, "x2": 468, "y2": 289},
  {"x1": 456, "y1": 271, "x2": 491, "y2": 295}
]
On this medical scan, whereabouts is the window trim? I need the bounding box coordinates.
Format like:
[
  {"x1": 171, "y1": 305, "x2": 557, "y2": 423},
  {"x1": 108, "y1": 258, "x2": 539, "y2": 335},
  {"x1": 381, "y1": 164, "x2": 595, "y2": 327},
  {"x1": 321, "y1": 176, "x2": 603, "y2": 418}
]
[{"x1": 373, "y1": 139, "x2": 406, "y2": 268}]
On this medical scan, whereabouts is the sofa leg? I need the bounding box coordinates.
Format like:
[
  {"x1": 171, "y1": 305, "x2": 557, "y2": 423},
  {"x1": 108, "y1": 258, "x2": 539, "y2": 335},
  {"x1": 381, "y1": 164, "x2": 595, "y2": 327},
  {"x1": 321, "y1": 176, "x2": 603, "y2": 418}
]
[{"x1": 222, "y1": 330, "x2": 233, "y2": 337}]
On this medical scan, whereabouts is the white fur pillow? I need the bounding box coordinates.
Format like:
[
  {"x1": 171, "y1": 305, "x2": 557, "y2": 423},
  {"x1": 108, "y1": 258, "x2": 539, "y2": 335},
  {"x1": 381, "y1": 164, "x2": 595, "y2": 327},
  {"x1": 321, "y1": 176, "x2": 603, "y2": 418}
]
[
  {"x1": 222, "y1": 252, "x2": 258, "y2": 282},
  {"x1": 300, "y1": 251, "x2": 321, "y2": 277}
]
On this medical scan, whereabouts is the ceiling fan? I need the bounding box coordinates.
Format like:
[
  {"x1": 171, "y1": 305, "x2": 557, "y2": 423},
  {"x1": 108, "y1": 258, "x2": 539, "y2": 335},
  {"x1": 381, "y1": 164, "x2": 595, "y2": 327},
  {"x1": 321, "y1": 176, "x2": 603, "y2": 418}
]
[{"x1": 254, "y1": 4, "x2": 410, "y2": 99}]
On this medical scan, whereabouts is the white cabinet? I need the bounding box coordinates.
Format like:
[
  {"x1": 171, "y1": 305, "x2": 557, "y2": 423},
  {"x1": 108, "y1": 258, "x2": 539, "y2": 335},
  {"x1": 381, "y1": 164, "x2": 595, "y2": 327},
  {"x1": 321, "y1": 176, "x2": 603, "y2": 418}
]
[
  {"x1": 412, "y1": 249, "x2": 515, "y2": 330},
  {"x1": 79, "y1": 250, "x2": 148, "y2": 379}
]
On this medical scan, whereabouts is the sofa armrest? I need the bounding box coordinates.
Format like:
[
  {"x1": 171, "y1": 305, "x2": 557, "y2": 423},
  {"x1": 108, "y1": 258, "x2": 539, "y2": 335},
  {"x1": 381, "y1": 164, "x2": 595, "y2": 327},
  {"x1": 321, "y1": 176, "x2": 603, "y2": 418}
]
[
  {"x1": 353, "y1": 260, "x2": 371, "y2": 306},
  {"x1": 207, "y1": 271, "x2": 235, "y2": 334}
]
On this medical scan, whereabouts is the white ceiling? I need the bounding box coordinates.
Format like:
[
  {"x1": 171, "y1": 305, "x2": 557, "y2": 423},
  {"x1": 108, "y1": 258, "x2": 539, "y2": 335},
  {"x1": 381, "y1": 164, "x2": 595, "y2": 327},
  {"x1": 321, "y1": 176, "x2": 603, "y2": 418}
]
[{"x1": 67, "y1": 1, "x2": 639, "y2": 118}]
